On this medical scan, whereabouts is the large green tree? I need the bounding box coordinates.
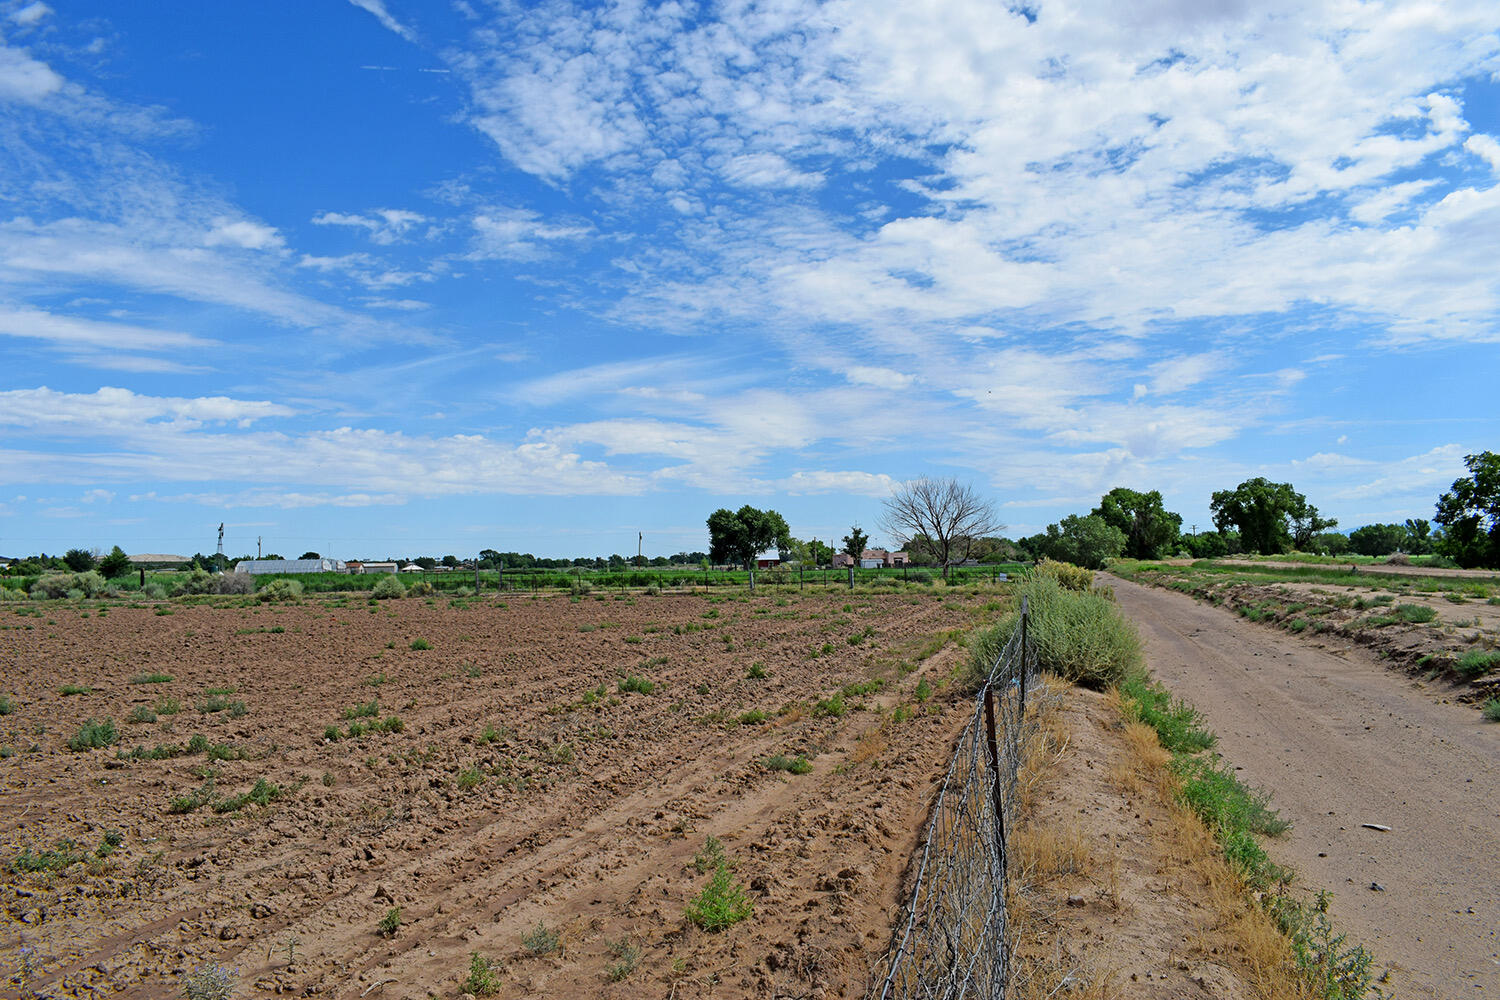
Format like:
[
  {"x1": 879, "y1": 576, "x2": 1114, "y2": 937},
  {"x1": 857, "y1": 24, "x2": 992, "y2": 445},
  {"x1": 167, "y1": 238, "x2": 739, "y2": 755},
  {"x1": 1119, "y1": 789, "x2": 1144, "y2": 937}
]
[
  {"x1": 63, "y1": 548, "x2": 96, "y2": 572},
  {"x1": 1434, "y1": 450, "x2": 1500, "y2": 568},
  {"x1": 97, "y1": 545, "x2": 131, "y2": 579},
  {"x1": 1039, "y1": 514, "x2": 1126, "y2": 570},
  {"x1": 1091, "y1": 487, "x2": 1182, "y2": 560},
  {"x1": 840, "y1": 525, "x2": 869, "y2": 559},
  {"x1": 1209, "y1": 478, "x2": 1334, "y2": 555},
  {"x1": 1347, "y1": 523, "x2": 1408, "y2": 557},
  {"x1": 707, "y1": 506, "x2": 791, "y2": 570}
]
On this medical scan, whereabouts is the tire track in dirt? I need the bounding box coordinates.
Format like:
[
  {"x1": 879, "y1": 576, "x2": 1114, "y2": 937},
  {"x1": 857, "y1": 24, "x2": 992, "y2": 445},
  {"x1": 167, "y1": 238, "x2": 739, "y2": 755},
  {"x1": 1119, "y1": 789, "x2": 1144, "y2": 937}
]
[{"x1": 1103, "y1": 572, "x2": 1500, "y2": 998}]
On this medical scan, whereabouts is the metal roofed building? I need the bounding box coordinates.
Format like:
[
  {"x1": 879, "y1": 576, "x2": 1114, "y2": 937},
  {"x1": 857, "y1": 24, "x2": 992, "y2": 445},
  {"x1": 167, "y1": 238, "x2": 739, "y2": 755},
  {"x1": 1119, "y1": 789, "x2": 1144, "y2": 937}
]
[{"x1": 233, "y1": 558, "x2": 346, "y2": 575}]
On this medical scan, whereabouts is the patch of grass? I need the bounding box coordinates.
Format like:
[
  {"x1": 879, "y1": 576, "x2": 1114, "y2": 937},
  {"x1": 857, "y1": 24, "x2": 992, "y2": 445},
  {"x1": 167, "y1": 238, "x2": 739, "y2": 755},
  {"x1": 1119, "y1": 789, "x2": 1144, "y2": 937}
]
[
  {"x1": 1120, "y1": 677, "x2": 1216, "y2": 753},
  {"x1": 812, "y1": 693, "x2": 846, "y2": 717},
  {"x1": 211, "y1": 777, "x2": 283, "y2": 813},
  {"x1": 764, "y1": 753, "x2": 812, "y2": 774},
  {"x1": 344, "y1": 699, "x2": 379, "y2": 719},
  {"x1": 130, "y1": 672, "x2": 174, "y2": 684},
  {"x1": 479, "y1": 722, "x2": 507, "y2": 744},
  {"x1": 0, "y1": 694, "x2": 12, "y2": 714},
  {"x1": 1172, "y1": 754, "x2": 1290, "y2": 885},
  {"x1": 618, "y1": 674, "x2": 655, "y2": 694},
  {"x1": 1483, "y1": 699, "x2": 1500, "y2": 722},
  {"x1": 1394, "y1": 602, "x2": 1437, "y2": 623},
  {"x1": 59, "y1": 683, "x2": 92, "y2": 696},
  {"x1": 685, "y1": 860, "x2": 753, "y2": 931},
  {"x1": 737, "y1": 709, "x2": 768, "y2": 725},
  {"x1": 181, "y1": 964, "x2": 237, "y2": 1000},
  {"x1": 365, "y1": 672, "x2": 387, "y2": 686},
  {"x1": 128, "y1": 705, "x2": 158, "y2": 724},
  {"x1": 521, "y1": 920, "x2": 560, "y2": 956},
  {"x1": 155, "y1": 695, "x2": 181, "y2": 715},
  {"x1": 68, "y1": 717, "x2": 118, "y2": 751},
  {"x1": 746, "y1": 661, "x2": 768, "y2": 679},
  {"x1": 197, "y1": 694, "x2": 244, "y2": 715},
  {"x1": 457, "y1": 766, "x2": 484, "y2": 790},
  {"x1": 409, "y1": 637, "x2": 433, "y2": 650},
  {"x1": 1454, "y1": 649, "x2": 1500, "y2": 679},
  {"x1": 463, "y1": 952, "x2": 501, "y2": 996},
  {"x1": 11, "y1": 840, "x2": 84, "y2": 873},
  {"x1": 692, "y1": 834, "x2": 726, "y2": 874}
]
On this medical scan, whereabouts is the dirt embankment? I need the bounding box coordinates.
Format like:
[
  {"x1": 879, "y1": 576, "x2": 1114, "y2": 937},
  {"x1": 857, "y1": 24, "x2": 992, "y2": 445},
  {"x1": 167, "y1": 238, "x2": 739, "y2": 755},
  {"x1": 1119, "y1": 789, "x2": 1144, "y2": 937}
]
[
  {"x1": 1104, "y1": 572, "x2": 1500, "y2": 999},
  {"x1": 1, "y1": 589, "x2": 1002, "y2": 998}
]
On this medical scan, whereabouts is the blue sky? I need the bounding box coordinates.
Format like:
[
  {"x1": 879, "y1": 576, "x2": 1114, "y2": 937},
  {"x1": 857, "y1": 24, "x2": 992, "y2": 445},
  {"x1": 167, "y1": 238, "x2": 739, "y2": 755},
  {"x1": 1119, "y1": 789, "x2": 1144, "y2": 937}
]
[{"x1": 2, "y1": 0, "x2": 1498, "y2": 560}]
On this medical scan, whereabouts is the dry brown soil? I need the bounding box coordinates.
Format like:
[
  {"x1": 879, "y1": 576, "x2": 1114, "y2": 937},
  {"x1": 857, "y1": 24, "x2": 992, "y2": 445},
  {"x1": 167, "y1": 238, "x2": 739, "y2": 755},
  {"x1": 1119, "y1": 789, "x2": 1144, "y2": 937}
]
[
  {"x1": 1103, "y1": 572, "x2": 1500, "y2": 999},
  {"x1": 1, "y1": 589, "x2": 1002, "y2": 998}
]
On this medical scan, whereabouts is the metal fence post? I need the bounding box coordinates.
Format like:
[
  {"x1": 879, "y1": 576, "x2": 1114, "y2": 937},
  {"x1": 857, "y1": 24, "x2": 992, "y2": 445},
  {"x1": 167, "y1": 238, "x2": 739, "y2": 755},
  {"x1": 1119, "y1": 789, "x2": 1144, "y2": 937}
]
[{"x1": 1019, "y1": 595, "x2": 1029, "y2": 721}]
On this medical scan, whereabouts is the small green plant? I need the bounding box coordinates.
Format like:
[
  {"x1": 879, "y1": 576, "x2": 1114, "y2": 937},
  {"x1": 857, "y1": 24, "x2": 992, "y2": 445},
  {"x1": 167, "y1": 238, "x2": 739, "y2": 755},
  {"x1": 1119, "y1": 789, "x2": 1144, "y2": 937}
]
[
  {"x1": 155, "y1": 695, "x2": 182, "y2": 715},
  {"x1": 128, "y1": 705, "x2": 158, "y2": 724},
  {"x1": 913, "y1": 677, "x2": 932, "y2": 702},
  {"x1": 0, "y1": 693, "x2": 13, "y2": 715},
  {"x1": 131, "y1": 672, "x2": 174, "y2": 684},
  {"x1": 746, "y1": 662, "x2": 768, "y2": 679},
  {"x1": 410, "y1": 637, "x2": 433, "y2": 650},
  {"x1": 463, "y1": 952, "x2": 501, "y2": 996},
  {"x1": 68, "y1": 717, "x2": 119, "y2": 751},
  {"x1": 345, "y1": 699, "x2": 379, "y2": 719},
  {"x1": 465, "y1": 662, "x2": 482, "y2": 678},
  {"x1": 1120, "y1": 677, "x2": 1216, "y2": 753},
  {"x1": 60, "y1": 683, "x2": 92, "y2": 696},
  {"x1": 181, "y1": 963, "x2": 237, "y2": 1000},
  {"x1": 1454, "y1": 649, "x2": 1500, "y2": 679},
  {"x1": 764, "y1": 753, "x2": 812, "y2": 774},
  {"x1": 521, "y1": 920, "x2": 560, "y2": 956},
  {"x1": 692, "y1": 834, "x2": 726, "y2": 874},
  {"x1": 479, "y1": 722, "x2": 506, "y2": 744},
  {"x1": 11, "y1": 840, "x2": 84, "y2": 873},
  {"x1": 378, "y1": 906, "x2": 402, "y2": 937},
  {"x1": 1483, "y1": 699, "x2": 1500, "y2": 722},
  {"x1": 605, "y1": 937, "x2": 640, "y2": 981},
  {"x1": 1394, "y1": 603, "x2": 1437, "y2": 623},
  {"x1": 685, "y1": 860, "x2": 753, "y2": 931},
  {"x1": 737, "y1": 709, "x2": 767, "y2": 725},
  {"x1": 813, "y1": 693, "x2": 846, "y2": 718},
  {"x1": 457, "y1": 767, "x2": 484, "y2": 791},
  {"x1": 618, "y1": 675, "x2": 655, "y2": 694},
  {"x1": 365, "y1": 672, "x2": 387, "y2": 686}
]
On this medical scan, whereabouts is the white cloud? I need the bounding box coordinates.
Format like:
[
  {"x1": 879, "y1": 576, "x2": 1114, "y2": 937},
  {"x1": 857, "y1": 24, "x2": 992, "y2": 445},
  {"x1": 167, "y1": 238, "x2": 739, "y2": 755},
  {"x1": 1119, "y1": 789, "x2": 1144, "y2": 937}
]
[
  {"x1": 10, "y1": 3, "x2": 52, "y2": 27},
  {"x1": 1465, "y1": 133, "x2": 1500, "y2": 173},
  {"x1": 0, "y1": 306, "x2": 213, "y2": 351},
  {"x1": 470, "y1": 209, "x2": 590, "y2": 260},
  {"x1": 720, "y1": 152, "x2": 824, "y2": 189},
  {"x1": 779, "y1": 470, "x2": 897, "y2": 496},
  {"x1": 346, "y1": 0, "x2": 414, "y2": 42},
  {"x1": 0, "y1": 386, "x2": 293, "y2": 431},
  {"x1": 0, "y1": 41, "x2": 63, "y2": 102},
  {"x1": 312, "y1": 208, "x2": 429, "y2": 245}
]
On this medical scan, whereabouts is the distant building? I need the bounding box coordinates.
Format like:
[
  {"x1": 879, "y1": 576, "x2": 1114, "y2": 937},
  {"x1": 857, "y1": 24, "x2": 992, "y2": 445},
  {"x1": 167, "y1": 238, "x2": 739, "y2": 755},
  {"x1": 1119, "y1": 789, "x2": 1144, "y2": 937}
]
[
  {"x1": 399, "y1": 563, "x2": 424, "y2": 573},
  {"x1": 129, "y1": 553, "x2": 191, "y2": 566},
  {"x1": 233, "y1": 558, "x2": 345, "y2": 575},
  {"x1": 755, "y1": 550, "x2": 781, "y2": 568},
  {"x1": 348, "y1": 561, "x2": 398, "y2": 574},
  {"x1": 833, "y1": 549, "x2": 909, "y2": 569}
]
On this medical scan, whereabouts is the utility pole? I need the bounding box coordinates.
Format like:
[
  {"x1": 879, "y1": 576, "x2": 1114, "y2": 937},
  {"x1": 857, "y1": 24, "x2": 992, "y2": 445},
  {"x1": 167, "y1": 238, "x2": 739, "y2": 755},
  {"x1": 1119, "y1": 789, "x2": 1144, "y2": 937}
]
[
  {"x1": 637, "y1": 531, "x2": 642, "y2": 566},
  {"x1": 257, "y1": 535, "x2": 262, "y2": 559}
]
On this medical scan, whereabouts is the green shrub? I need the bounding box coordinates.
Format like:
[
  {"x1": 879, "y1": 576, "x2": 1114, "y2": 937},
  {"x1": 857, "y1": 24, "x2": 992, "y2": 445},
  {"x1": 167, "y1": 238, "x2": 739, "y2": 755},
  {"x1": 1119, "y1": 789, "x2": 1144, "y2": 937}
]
[
  {"x1": 1483, "y1": 699, "x2": 1500, "y2": 722},
  {"x1": 256, "y1": 578, "x2": 303, "y2": 602},
  {"x1": 68, "y1": 718, "x2": 118, "y2": 751},
  {"x1": 408, "y1": 580, "x2": 435, "y2": 597},
  {"x1": 737, "y1": 709, "x2": 768, "y2": 725},
  {"x1": 618, "y1": 675, "x2": 655, "y2": 694},
  {"x1": 813, "y1": 693, "x2": 846, "y2": 717},
  {"x1": 968, "y1": 576, "x2": 1142, "y2": 689},
  {"x1": 11, "y1": 841, "x2": 84, "y2": 873},
  {"x1": 1454, "y1": 650, "x2": 1500, "y2": 679},
  {"x1": 605, "y1": 938, "x2": 640, "y2": 981},
  {"x1": 379, "y1": 906, "x2": 402, "y2": 937},
  {"x1": 128, "y1": 705, "x2": 158, "y2": 724},
  {"x1": 457, "y1": 767, "x2": 484, "y2": 790},
  {"x1": 59, "y1": 683, "x2": 91, "y2": 696},
  {"x1": 686, "y1": 861, "x2": 753, "y2": 931},
  {"x1": 409, "y1": 637, "x2": 432, "y2": 650},
  {"x1": 130, "y1": 672, "x2": 174, "y2": 684},
  {"x1": 0, "y1": 694, "x2": 13, "y2": 715},
  {"x1": 182, "y1": 964, "x2": 237, "y2": 1000},
  {"x1": 1394, "y1": 603, "x2": 1437, "y2": 623},
  {"x1": 1172, "y1": 754, "x2": 1289, "y2": 884},
  {"x1": 1034, "y1": 558, "x2": 1093, "y2": 591},
  {"x1": 370, "y1": 575, "x2": 405, "y2": 599},
  {"x1": 746, "y1": 662, "x2": 768, "y2": 679}
]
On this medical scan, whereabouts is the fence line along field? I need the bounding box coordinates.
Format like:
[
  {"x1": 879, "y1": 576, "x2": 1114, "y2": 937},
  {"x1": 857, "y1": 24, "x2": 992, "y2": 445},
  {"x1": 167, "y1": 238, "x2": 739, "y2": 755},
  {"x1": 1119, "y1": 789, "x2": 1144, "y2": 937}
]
[{"x1": 1, "y1": 585, "x2": 1010, "y2": 998}]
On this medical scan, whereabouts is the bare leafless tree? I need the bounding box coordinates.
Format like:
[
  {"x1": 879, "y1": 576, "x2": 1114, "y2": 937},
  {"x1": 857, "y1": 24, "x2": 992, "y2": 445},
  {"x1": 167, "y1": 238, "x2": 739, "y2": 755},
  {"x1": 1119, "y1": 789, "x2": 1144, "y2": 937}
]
[{"x1": 881, "y1": 477, "x2": 1003, "y2": 579}]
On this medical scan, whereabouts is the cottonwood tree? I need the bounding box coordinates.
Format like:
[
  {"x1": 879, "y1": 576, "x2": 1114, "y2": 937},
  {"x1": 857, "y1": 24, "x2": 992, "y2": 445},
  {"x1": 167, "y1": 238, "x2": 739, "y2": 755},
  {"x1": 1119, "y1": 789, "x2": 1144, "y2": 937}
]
[
  {"x1": 707, "y1": 506, "x2": 791, "y2": 570},
  {"x1": 1039, "y1": 514, "x2": 1126, "y2": 570},
  {"x1": 1435, "y1": 450, "x2": 1500, "y2": 568},
  {"x1": 1210, "y1": 478, "x2": 1334, "y2": 555},
  {"x1": 1092, "y1": 487, "x2": 1182, "y2": 560},
  {"x1": 881, "y1": 477, "x2": 1002, "y2": 579}
]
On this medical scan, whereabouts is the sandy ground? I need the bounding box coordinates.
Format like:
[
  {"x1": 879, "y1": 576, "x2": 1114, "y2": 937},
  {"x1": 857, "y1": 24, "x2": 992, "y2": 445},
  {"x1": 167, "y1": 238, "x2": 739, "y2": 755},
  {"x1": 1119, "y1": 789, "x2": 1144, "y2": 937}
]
[
  {"x1": 0, "y1": 589, "x2": 1001, "y2": 998},
  {"x1": 1103, "y1": 573, "x2": 1500, "y2": 998}
]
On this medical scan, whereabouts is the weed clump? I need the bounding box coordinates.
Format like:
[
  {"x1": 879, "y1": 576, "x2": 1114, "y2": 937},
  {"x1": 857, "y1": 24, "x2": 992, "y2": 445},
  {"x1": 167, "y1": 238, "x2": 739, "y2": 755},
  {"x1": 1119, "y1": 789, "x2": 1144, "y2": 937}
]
[
  {"x1": 764, "y1": 753, "x2": 812, "y2": 774},
  {"x1": 1455, "y1": 649, "x2": 1500, "y2": 679},
  {"x1": 378, "y1": 906, "x2": 402, "y2": 937},
  {"x1": 521, "y1": 920, "x2": 560, "y2": 956},
  {"x1": 182, "y1": 963, "x2": 237, "y2": 1000},
  {"x1": 409, "y1": 637, "x2": 433, "y2": 650},
  {"x1": 256, "y1": 578, "x2": 303, "y2": 603},
  {"x1": 686, "y1": 861, "x2": 753, "y2": 931},
  {"x1": 68, "y1": 718, "x2": 118, "y2": 751},
  {"x1": 1119, "y1": 677, "x2": 1215, "y2": 753},
  {"x1": 618, "y1": 675, "x2": 655, "y2": 694},
  {"x1": 370, "y1": 575, "x2": 405, "y2": 599},
  {"x1": 1483, "y1": 699, "x2": 1500, "y2": 722},
  {"x1": 463, "y1": 952, "x2": 501, "y2": 996}
]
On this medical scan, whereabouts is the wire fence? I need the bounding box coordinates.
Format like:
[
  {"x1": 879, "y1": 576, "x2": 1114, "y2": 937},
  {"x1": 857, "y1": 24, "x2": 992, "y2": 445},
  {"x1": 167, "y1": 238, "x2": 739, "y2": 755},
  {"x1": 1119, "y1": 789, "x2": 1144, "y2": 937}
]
[{"x1": 870, "y1": 598, "x2": 1036, "y2": 1000}]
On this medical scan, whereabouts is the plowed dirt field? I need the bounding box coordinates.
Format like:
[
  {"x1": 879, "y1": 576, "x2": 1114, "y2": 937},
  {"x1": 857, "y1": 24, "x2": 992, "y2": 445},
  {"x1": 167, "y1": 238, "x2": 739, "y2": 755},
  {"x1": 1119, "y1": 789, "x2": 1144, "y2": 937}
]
[{"x1": 1, "y1": 588, "x2": 998, "y2": 998}]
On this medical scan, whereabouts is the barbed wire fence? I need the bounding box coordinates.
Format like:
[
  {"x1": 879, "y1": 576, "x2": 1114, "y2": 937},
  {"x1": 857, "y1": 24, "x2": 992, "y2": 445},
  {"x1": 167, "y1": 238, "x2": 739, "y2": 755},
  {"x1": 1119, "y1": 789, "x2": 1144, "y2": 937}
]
[{"x1": 869, "y1": 597, "x2": 1036, "y2": 1000}]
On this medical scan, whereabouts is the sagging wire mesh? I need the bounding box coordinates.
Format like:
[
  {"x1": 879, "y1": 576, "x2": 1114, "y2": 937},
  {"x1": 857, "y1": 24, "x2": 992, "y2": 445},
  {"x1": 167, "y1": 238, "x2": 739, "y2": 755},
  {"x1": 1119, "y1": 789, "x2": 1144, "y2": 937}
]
[{"x1": 871, "y1": 602, "x2": 1036, "y2": 1000}]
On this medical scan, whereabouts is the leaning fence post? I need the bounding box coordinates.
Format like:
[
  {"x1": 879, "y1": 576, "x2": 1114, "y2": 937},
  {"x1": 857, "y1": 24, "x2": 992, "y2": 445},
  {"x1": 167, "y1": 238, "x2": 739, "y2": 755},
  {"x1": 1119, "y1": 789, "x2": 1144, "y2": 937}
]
[
  {"x1": 983, "y1": 685, "x2": 1007, "y2": 862},
  {"x1": 1019, "y1": 595, "x2": 1029, "y2": 720}
]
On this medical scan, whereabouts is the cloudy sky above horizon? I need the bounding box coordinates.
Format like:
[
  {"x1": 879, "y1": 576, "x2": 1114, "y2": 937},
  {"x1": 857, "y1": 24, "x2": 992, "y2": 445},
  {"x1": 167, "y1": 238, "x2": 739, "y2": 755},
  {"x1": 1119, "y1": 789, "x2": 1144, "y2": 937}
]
[{"x1": 2, "y1": 0, "x2": 1498, "y2": 559}]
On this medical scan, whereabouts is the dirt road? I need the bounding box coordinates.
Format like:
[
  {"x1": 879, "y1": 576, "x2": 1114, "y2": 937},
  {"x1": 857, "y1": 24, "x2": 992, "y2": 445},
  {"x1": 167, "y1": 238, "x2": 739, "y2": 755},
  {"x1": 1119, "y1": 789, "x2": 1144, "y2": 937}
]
[{"x1": 1103, "y1": 573, "x2": 1500, "y2": 998}]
